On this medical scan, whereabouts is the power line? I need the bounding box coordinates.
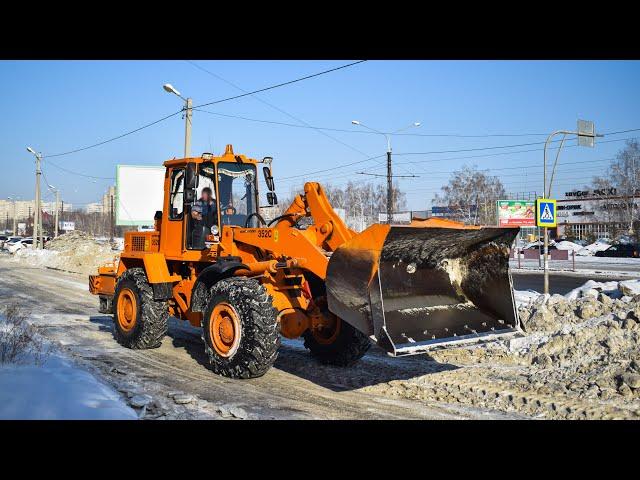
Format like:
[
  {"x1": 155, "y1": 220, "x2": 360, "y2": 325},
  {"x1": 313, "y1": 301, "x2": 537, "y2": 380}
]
[
  {"x1": 45, "y1": 158, "x2": 115, "y2": 180},
  {"x1": 187, "y1": 60, "x2": 416, "y2": 177},
  {"x1": 43, "y1": 110, "x2": 183, "y2": 159},
  {"x1": 190, "y1": 60, "x2": 367, "y2": 109}
]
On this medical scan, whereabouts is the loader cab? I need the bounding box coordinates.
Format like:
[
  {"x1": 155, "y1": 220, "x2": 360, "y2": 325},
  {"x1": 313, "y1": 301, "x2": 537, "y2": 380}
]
[{"x1": 161, "y1": 145, "x2": 260, "y2": 257}]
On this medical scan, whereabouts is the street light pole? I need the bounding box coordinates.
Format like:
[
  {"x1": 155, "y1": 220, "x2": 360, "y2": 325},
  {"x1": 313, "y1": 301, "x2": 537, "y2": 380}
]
[
  {"x1": 27, "y1": 147, "x2": 43, "y2": 249},
  {"x1": 351, "y1": 120, "x2": 420, "y2": 224},
  {"x1": 542, "y1": 121, "x2": 601, "y2": 295},
  {"x1": 163, "y1": 84, "x2": 192, "y2": 158}
]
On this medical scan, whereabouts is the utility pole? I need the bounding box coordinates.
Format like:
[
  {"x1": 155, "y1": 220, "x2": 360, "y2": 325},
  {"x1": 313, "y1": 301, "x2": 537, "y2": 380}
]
[
  {"x1": 54, "y1": 190, "x2": 60, "y2": 238},
  {"x1": 351, "y1": 120, "x2": 421, "y2": 224},
  {"x1": 386, "y1": 147, "x2": 393, "y2": 224},
  {"x1": 27, "y1": 147, "x2": 43, "y2": 249},
  {"x1": 110, "y1": 193, "x2": 114, "y2": 242},
  {"x1": 163, "y1": 84, "x2": 192, "y2": 158},
  {"x1": 12, "y1": 198, "x2": 16, "y2": 235},
  {"x1": 184, "y1": 98, "x2": 193, "y2": 158}
]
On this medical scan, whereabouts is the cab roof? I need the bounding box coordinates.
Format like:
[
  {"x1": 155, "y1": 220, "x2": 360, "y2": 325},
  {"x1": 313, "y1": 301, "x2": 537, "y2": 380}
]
[{"x1": 163, "y1": 144, "x2": 257, "y2": 168}]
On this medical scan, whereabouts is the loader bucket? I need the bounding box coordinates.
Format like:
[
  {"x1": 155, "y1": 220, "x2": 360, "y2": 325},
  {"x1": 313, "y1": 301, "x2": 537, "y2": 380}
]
[{"x1": 326, "y1": 224, "x2": 520, "y2": 356}]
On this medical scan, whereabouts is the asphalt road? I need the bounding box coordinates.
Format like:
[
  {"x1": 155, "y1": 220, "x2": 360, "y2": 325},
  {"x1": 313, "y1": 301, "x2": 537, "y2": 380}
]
[{"x1": 511, "y1": 272, "x2": 627, "y2": 295}]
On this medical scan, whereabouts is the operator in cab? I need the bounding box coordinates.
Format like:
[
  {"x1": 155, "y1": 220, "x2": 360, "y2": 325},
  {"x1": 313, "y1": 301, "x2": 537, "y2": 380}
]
[{"x1": 191, "y1": 187, "x2": 217, "y2": 247}]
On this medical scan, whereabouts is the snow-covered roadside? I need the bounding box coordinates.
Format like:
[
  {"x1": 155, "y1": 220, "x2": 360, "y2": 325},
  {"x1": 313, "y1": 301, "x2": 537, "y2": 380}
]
[
  {"x1": 0, "y1": 354, "x2": 137, "y2": 420},
  {"x1": 0, "y1": 307, "x2": 136, "y2": 420}
]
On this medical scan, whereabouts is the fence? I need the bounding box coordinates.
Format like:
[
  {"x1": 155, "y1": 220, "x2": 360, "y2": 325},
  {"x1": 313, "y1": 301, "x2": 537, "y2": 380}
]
[{"x1": 511, "y1": 248, "x2": 575, "y2": 271}]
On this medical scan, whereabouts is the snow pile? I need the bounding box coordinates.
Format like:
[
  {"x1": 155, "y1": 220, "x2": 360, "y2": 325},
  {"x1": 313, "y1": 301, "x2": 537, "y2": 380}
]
[
  {"x1": 0, "y1": 305, "x2": 136, "y2": 419},
  {"x1": 555, "y1": 240, "x2": 584, "y2": 252},
  {"x1": 576, "y1": 240, "x2": 611, "y2": 256},
  {"x1": 0, "y1": 355, "x2": 138, "y2": 419},
  {"x1": 511, "y1": 279, "x2": 640, "y2": 402},
  {"x1": 12, "y1": 231, "x2": 119, "y2": 276}
]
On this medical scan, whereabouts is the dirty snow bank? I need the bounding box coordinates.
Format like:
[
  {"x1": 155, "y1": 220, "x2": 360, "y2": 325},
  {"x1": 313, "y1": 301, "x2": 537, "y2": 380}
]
[
  {"x1": 12, "y1": 231, "x2": 119, "y2": 276},
  {"x1": 0, "y1": 306, "x2": 136, "y2": 420},
  {"x1": 363, "y1": 279, "x2": 640, "y2": 419}
]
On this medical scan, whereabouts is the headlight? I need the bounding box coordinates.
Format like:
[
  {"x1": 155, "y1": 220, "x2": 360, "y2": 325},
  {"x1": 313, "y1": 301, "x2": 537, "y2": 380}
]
[{"x1": 211, "y1": 225, "x2": 219, "y2": 235}]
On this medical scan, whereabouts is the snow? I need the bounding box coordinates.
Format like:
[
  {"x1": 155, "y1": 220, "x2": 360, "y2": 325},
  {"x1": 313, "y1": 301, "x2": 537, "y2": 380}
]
[
  {"x1": 0, "y1": 354, "x2": 138, "y2": 419},
  {"x1": 564, "y1": 280, "x2": 621, "y2": 300},
  {"x1": 619, "y1": 279, "x2": 640, "y2": 296},
  {"x1": 576, "y1": 240, "x2": 611, "y2": 256},
  {"x1": 0, "y1": 310, "x2": 137, "y2": 420},
  {"x1": 514, "y1": 289, "x2": 541, "y2": 307},
  {"x1": 554, "y1": 240, "x2": 583, "y2": 252}
]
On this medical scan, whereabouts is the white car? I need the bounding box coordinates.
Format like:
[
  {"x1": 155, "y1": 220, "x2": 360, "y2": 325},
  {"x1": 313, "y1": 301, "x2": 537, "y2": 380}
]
[
  {"x1": 7, "y1": 238, "x2": 34, "y2": 254},
  {"x1": 2, "y1": 236, "x2": 23, "y2": 250}
]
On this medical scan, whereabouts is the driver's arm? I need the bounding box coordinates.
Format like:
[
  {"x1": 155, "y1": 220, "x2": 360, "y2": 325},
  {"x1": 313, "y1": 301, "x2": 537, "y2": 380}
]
[{"x1": 191, "y1": 202, "x2": 202, "y2": 220}]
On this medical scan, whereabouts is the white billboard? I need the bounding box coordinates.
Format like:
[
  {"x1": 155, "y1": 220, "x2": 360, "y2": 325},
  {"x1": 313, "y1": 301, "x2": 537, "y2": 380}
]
[
  {"x1": 59, "y1": 221, "x2": 75, "y2": 231},
  {"x1": 116, "y1": 165, "x2": 166, "y2": 226}
]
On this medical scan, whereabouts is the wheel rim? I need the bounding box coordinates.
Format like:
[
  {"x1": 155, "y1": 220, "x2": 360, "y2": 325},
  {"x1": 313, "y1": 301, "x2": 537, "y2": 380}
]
[
  {"x1": 313, "y1": 313, "x2": 341, "y2": 345},
  {"x1": 209, "y1": 302, "x2": 241, "y2": 357},
  {"x1": 117, "y1": 287, "x2": 137, "y2": 332}
]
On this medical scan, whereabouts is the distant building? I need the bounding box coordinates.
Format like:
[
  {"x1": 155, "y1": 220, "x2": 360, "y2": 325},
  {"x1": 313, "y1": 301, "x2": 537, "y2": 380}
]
[
  {"x1": 85, "y1": 202, "x2": 104, "y2": 214},
  {"x1": 0, "y1": 199, "x2": 72, "y2": 220}
]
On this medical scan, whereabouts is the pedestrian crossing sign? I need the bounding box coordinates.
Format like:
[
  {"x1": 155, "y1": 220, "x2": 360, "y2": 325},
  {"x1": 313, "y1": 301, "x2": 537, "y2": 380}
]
[{"x1": 536, "y1": 198, "x2": 557, "y2": 227}]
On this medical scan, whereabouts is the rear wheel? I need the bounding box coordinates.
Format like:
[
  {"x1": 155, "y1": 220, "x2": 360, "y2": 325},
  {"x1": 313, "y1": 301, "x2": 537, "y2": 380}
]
[
  {"x1": 303, "y1": 313, "x2": 370, "y2": 366},
  {"x1": 112, "y1": 268, "x2": 168, "y2": 349},
  {"x1": 202, "y1": 277, "x2": 279, "y2": 379}
]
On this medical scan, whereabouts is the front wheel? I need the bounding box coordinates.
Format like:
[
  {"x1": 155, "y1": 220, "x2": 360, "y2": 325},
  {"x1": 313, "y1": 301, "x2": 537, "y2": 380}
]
[{"x1": 202, "y1": 277, "x2": 280, "y2": 379}]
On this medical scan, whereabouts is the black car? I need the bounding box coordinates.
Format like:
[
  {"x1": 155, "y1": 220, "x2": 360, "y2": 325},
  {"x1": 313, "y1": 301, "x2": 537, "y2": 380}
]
[{"x1": 595, "y1": 244, "x2": 640, "y2": 258}]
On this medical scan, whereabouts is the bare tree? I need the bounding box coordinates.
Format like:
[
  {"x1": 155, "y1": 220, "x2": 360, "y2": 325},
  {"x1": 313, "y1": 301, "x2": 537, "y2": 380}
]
[
  {"x1": 278, "y1": 181, "x2": 406, "y2": 230},
  {"x1": 592, "y1": 140, "x2": 640, "y2": 235},
  {"x1": 433, "y1": 165, "x2": 506, "y2": 225}
]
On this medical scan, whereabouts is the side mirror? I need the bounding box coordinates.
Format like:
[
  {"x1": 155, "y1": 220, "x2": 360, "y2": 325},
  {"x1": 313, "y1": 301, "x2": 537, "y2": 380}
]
[
  {"x1": 185, "y1": 188, "x2": 196, "y2": 203},
  {"x1": 267, "y1": 192, "x2": 278, "y2": 206},
  {"x1": 263, "y1": 166, "x2": 275, "y2": 191},
  {"x1": 186, "y1": 163, "x2": 198, "y2": 189}
]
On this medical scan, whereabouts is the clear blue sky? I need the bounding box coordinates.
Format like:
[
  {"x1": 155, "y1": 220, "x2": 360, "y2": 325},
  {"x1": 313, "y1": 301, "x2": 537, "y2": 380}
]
[{"x1": 1, "y1": 60, "x2": 639, "y2": 210}]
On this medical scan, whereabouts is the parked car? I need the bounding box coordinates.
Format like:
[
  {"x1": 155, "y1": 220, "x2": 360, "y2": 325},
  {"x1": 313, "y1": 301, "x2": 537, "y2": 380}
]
[
  {"x1": 7, "y1": 238, "x2": 34, "y2": 254},
  {"x1": 595, "y1": 244, "x2": 640, "y2": 258},
  {"x1": 2, "y1": 236, "x2": 23, "y2": 250},
  {"x1": 0, "y1": 235, "x2": 8, "y2": 248}
]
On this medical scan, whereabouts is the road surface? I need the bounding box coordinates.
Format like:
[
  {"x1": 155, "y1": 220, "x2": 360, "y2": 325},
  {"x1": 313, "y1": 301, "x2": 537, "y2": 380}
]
[
  {"x1": 511, "y1": 272, "x2": 629, "y2": 295},
  {"x1": 0, "y1": 257, "x2": 523, "y2": 420}
]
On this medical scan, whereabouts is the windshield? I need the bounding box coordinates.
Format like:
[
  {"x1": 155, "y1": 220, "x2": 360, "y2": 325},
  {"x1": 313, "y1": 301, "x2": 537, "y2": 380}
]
[{"x1": 217, "y1": 162, "x2": 258, "y2": 227}]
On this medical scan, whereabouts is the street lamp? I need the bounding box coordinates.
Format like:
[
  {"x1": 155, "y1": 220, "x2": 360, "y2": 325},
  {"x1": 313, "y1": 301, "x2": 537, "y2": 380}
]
[
  {"x1": 541, "y1": 120, "x2": 602, "y2": 294},
  {"x1": 163, "y1": 83, "x2": 193, "y2": 158},
  {"x1": 26, "y1": 146, "x2": 43, "y2": 249},
  {"x1": 351, "y1": 120, "x2": 421, "y2": 223}
]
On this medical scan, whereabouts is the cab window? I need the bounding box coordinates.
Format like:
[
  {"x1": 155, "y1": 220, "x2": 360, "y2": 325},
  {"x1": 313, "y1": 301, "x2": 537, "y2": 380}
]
[
  {"x1": 169, "y1": 168, "x2": 184, "y2": 220},
  {"x1": 217, "y1": 162, "x2": 258, "y2": 227}
]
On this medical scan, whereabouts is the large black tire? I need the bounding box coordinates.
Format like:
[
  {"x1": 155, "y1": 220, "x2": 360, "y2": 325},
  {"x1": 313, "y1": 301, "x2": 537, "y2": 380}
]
[
  {"x1": 112, "y1": 268, "x2": 168, "y2": 349},
  {"x1": 201, "y1": 277, "x2": 280, "y2": 379},
  {"x1": 302, "y1": 318, "x2": 370, "y2": 366}
]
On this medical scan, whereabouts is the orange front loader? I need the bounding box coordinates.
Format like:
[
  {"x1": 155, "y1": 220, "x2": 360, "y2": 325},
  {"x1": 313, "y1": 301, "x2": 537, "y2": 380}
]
[{"x1": 90, "y1": 145, "x2": 520, "y2": 378}]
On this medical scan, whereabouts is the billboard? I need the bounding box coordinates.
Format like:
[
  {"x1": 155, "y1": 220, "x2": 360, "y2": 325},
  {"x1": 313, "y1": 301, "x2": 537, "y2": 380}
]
[
  {"x1": 496, "y1": 200, "x2": 535, "y2": 227},
  {"x1": 116, "y1": 165, "x2": 166, "y2": 226},
  {"x1": 59, "y1": 221, "x2": 75, "y2": 231}
]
